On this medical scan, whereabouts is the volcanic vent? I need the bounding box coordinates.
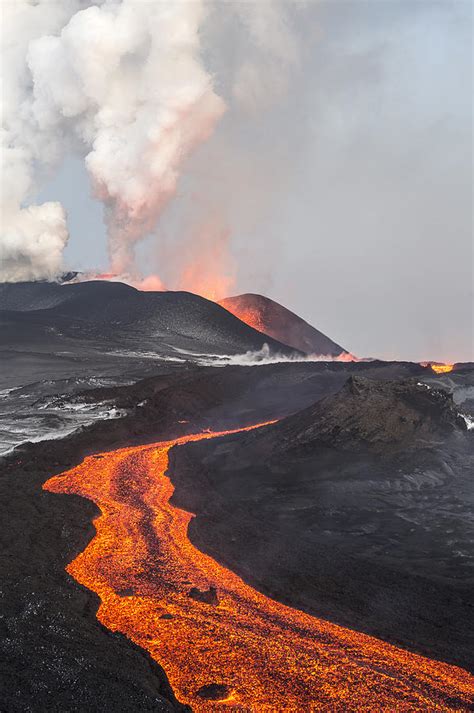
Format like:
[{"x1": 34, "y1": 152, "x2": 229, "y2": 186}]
[{"x1": 219, "y1": 293, "x2": 347, "y2": 357}]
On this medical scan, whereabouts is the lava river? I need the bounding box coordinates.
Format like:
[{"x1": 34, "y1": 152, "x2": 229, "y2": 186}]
[{"x1": 44, "y1": 424, "x2": 474, "y2": 711}]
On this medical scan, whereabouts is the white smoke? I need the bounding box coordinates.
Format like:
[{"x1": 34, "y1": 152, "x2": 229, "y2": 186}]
[
  {"x1": 0, "y1": 202, "x2": 68, "y2": 282},
  {"x1": 232, "y1": 1, "x2": 300, "y2": 113},
  {"x1": 173, "y1": 344, "x2": 360, "y2": 367},
  {"x1": 1, "y1": 0, "x2": 225, "y2": 281},
  {"x1": 1, "y1": 0, "x2": 301, "y2": 283},
  {"x1": 462, "y1": 415, "x2": 474, "y2": 431},
  {"x1": 1, "y1": 0, "x2": 82, "y2": 281}
]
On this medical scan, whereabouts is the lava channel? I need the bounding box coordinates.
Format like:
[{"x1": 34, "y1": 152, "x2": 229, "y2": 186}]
[{"x1": 44, "y1": 423, "x2": 474, "y2": 711}]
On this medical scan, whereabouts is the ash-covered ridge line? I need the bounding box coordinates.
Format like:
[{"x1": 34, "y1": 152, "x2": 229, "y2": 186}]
[{"x1": 0, "y1": 280, "x2": 300, "y2": 357}]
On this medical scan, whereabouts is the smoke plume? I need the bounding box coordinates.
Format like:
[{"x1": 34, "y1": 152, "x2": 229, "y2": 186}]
[
  {"x1": 1, "y1": 0, "x2": 299, "y2": 284},
  {"x1": 1, "y1": 0, "x2": 226, "y2": 280}
]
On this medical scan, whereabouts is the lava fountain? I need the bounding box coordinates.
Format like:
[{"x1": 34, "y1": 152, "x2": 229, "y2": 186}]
[{"x1": 44, "y1": 424, "x2": 473, "y2": 711}]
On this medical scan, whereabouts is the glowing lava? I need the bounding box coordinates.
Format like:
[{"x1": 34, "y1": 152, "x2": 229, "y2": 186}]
[
  {"x1": 223, "y1": 305, "x2": 266, "y2": 334},
  {"x1": 44, "y1": 424, "x2": 473, "y2": 711},
  {"x1": 431, "y1": 364, "x2": 454, "y2": 374}
]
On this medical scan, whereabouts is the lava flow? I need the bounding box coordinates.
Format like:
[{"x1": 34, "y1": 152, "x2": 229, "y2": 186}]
[
  {"x1": 44, "y1": 424, "x2": 473, "y2": 711},
  {"x1": 431, "y1": 363, "x2": 454, "y2": 374}
]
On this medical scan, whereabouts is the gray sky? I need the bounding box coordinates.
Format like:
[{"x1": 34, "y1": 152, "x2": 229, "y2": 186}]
[{"x1": 38, "y1": 0, "x2": 473, "y2": 362}]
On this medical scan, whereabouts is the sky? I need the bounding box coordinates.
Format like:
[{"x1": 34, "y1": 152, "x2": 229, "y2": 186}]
[{"x1": 35, "y1": 0, "x2": 472, "y2": 362}]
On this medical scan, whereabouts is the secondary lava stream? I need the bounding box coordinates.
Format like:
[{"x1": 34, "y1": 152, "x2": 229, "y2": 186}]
[
  {"x1": 44, "y1": 424, "x2": 473, "y2": 711},
  {"x1": 431, "y1": 364, "x2": 454, "y2": 374}
]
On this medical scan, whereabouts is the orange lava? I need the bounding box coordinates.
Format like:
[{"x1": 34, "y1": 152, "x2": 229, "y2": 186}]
[
  {"x1": 44, "y1": 424, "x2": 474, "y2": 711},
  {"x1": 431, "y1": 364, "x2": 454, "y2": 374},
  {"x1": 93, "y1": 272, "x2": 119, "y2": 280},
  {"x1": 223, "y1": 305, "x2": 267, "y2": 335},
  {"x1": 331, "y1": 351, "x2": 360, "y2": 362}
]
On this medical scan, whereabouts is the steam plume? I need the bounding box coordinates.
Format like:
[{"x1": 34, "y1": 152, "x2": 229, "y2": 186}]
[
  {"x1": 1, "y1": 0, "x2": 225, "y2": 280},
  {"x1": 1, "y1": 0, "x2": 299, "y2": 283},
  {"x1": 1, "y1": 0, "x2": 81, "y2": 281}
]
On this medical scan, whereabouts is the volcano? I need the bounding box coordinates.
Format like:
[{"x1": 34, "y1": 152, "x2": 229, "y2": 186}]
[{"x1": 219, "y1": 292, "x2": 347, "y2": 356}]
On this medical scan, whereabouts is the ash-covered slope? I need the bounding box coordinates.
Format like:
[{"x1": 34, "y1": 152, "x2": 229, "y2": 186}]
[
  {"x1": 169, "y1": 375, "x2": 474, "y2": 669},
  {"x1": 219, "y1": 292, "x2": 346, "y2": 356},
  {"x1": 0, "y1": 281, "x2": 296, "y2": 355}
]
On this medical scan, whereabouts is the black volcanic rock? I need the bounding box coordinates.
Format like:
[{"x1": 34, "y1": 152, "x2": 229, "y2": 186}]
[
  {"x1": 273, "y1": 376, "x2": 467, "y2": 453},
  {"x1": 188, "y1": 586, "x2": 219, "y2": 605},
  {"x1": 195, "y1": 683, "x2": 230, "y2": 700},
  {"x1": 0, "y1": 281, "x2": 297, "y2": 356},
  {"x1": 219, "y1": 292, "x2": 346, "y2": 356},
  {"x1": 56, "y1": 362, "x2": 431, "y2": 442}
]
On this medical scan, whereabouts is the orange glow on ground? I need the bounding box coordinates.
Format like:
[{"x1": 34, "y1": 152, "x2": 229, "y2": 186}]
[
  {"x1": 45, "y1": 424, "x2": 473, "y2": 711},
  {"x1": 93, "y1": 272, "x2": 119, "y2": 280},
  {"x1": 431, "y1": 364, "x2": 454, "y2": 374},
  {"x1": 331, "y1": 351, "x2": 360, "y2": 362}
]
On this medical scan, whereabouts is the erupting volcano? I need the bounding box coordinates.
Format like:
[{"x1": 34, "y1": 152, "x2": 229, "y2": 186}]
[
  {"x1": 219, "y1": 293, "x2": 348, "y2": 357},
  {"x1": 1, "y1": 1, "x2": 472, "y2": 709},
  {"x1": 44, "y1": 425, "x2": 473, "y2": 711}
]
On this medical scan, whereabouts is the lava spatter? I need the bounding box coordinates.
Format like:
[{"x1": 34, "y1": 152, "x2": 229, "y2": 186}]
[{"x1": 44, "y1": 424, "x2": 474, "y2": 711}]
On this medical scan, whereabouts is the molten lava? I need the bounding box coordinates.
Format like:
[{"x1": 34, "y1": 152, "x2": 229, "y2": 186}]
[
  {"x1": 431, "y1": 363, "x2": 454, "y2": 374},
  {"x1": 223, "y1": 305, "x2": 266, "y2": 334},
  {"x1": 44, "y1": 425, "x2": 473, "y2": 711}
]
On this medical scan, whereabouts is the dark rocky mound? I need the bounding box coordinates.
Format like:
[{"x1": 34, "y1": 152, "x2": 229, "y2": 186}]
[
  {"x1": 272, "y1": 375, "x2": 467, "y2": 453},
  {"x1": 195, "y1": 683, "x2": 230, "y2": 700},
  {"x1": 168, "y1": 375, "x2": 474, "y2": 670},
  {"x1": 219, "y1": 292, "x2": 346, "y2": 356},
  {"x1": 0, "y1": 281, "x2": 297, "y2": 355}
]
